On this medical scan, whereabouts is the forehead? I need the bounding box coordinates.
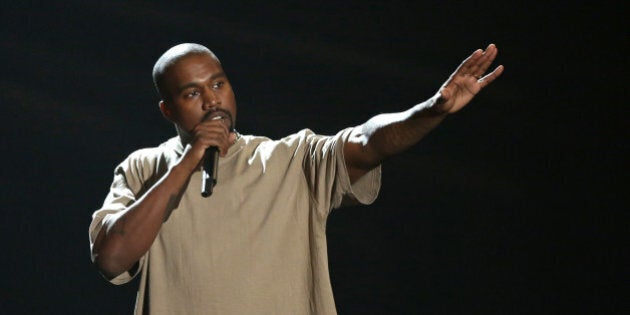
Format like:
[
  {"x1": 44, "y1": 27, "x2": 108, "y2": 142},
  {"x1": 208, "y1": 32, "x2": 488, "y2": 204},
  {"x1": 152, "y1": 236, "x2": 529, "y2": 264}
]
[{"x1": 164, "y1": 53, "x2": 224, "y2": 88}]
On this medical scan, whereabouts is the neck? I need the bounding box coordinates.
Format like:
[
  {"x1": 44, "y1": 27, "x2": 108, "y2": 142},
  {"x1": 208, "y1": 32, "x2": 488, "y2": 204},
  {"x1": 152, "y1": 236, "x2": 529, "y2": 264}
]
[{"x1": 175, "y1": 125, "x2": 193, "y2": 146}]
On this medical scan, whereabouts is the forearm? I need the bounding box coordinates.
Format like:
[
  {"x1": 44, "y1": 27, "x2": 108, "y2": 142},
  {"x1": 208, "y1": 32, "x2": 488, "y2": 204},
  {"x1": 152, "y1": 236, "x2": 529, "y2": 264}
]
[
  {"x1": 346, "y1": 95, "x2": 447, "y2": 176},
  {"x1": 92, "y1": 157, "x2": 197, "y2": 279},
  {"x1": 345, "y1": 44, "x2": 503, "y2": 177},
  {"x1": 365, "y1": 96, "x2": 446, "y2": 157}
]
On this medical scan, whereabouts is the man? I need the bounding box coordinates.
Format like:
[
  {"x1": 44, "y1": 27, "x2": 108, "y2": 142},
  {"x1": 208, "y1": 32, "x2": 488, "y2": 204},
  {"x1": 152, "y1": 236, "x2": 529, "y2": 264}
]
[{"x1": 89, "y1": 43, "x2": 503, "y2": 314}]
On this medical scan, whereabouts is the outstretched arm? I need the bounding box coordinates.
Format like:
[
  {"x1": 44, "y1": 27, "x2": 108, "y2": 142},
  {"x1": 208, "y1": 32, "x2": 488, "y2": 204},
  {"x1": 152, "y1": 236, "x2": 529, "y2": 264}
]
[{"x1": 344, "y1": 44, "x2": 504, "y2": 182}]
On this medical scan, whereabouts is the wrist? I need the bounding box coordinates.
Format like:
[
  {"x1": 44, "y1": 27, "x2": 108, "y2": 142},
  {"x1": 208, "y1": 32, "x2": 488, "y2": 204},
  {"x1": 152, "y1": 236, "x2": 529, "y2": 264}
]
[
  {"x1": 416, "y1": 94, "x2": 449, "y2": 117},
  {"x1": 176, "y1": 145, "x2": 203, "y2": 174}
]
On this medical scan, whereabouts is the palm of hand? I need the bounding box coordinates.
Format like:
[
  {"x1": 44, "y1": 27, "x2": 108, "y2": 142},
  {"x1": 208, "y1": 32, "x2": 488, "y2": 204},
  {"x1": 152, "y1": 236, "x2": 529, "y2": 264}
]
[{"x1": 435, "y1": 44, "x2": 504, "y2": 114}]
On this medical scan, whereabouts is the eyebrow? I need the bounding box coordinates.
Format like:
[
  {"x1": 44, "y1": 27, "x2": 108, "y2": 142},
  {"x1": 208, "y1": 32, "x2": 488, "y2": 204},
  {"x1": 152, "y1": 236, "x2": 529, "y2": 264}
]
[{"x1": 177, "y1": 72, "x2": 227, "y2": 92}]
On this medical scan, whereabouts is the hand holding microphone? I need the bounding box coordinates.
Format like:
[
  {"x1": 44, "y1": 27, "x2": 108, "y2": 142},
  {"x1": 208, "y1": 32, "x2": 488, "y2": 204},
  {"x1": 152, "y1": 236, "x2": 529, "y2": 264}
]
[{"x1": 197, "y1": 112, "x2": 235, "y2": 197}]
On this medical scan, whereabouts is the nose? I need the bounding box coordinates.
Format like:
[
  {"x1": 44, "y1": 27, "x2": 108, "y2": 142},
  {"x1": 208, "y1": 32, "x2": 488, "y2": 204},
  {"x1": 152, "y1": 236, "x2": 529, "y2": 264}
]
[{"x1": 202, "y1": 89, "x2": 220, "y2": 110}]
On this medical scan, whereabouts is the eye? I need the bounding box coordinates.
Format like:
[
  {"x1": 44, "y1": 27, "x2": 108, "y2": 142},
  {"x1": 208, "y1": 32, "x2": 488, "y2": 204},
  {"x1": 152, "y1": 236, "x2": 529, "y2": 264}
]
[
  {"x1": 213, "y1": 81, "x2": 224, "y2": 89},
  {"x1": 185, "y1": 90, "x2": 200, "y2": 98}
]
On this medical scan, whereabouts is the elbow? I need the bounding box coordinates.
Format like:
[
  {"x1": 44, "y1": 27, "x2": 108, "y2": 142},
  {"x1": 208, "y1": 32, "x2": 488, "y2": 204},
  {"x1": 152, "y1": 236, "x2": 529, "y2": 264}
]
[
  {"x1": 91, "y1": 244, "x2": 135, "y2": 281},
  {"x1": 91, "y1": 217, "x2": 135, "y2": 280},
  {"x1": 92, "y1": 251, "x2": 124, "y2": 280}
]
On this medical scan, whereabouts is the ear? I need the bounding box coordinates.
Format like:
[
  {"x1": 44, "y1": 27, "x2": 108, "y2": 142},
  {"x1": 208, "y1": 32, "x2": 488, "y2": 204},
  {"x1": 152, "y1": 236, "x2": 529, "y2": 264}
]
[{"x1": 159, "y1": 100, "x2": 173, "y2": 121}]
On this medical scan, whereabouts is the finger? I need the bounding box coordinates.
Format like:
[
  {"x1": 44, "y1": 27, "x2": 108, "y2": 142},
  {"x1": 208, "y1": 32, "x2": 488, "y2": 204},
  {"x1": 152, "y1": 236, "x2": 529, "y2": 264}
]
[
  {"x1": 456, "y1": 48, "x2": 483, "y2": 76},
  {"x1": 210, "y1": 128, "x2": 236, "y2": 156},
  {"x1": 228, "y1": 132, "x2": 237, "y2": 144},
  {"x1": 197, "y1": 124, "x2": 230, "y2": 145},
  {"x1": 193, "y1": 123, "x2": 230, "y2": 147},
  {"x1": 220, "y1": 132, "x2": 238, "y2": 156},
  {"x1": 478, "y1": 65, "x2": 504, "y2": 88},
  {"x1": 196, "y1": 123, "x2": 229, "y2": 139},
  {"x1": 468, "y1": 44, "x2": 497, "y2": 77},
  {"x1": 476, "y1": 44, "x2": 498, "y2": 76}
]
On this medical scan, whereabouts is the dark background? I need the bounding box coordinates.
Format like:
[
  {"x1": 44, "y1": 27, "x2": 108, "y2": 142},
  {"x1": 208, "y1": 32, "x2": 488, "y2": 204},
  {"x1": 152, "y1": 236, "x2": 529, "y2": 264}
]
[{"x1": 1, "y1": 1, "x2": 627, "y2": 314}]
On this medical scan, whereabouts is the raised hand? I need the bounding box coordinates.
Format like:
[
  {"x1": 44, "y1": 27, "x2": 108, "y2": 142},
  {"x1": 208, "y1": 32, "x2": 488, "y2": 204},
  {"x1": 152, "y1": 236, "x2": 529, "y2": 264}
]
[{"x1": 434, "y1": 44, "x2": 504, "y2": 114}]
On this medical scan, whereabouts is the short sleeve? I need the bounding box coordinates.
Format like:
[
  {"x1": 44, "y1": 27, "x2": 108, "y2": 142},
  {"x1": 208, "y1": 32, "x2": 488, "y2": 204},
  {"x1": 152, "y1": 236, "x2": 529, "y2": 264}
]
[
  {"x1": 330, "y1": 127, "x2": 381, "y2": 209},
  {"x1": 301, "y1": 127, "x2": 381, "y2": 216},
  {"x1": 88, "y1": 147, "x2": 169, "y2": 284}
]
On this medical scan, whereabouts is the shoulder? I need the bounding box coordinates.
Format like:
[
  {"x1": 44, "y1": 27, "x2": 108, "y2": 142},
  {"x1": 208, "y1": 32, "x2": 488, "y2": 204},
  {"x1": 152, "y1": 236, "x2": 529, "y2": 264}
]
[
  {"x1": 120, "y1": 137, "x2": 180, "y2": 171},
  {"x1": 238, "y1": 128, "x2": 355, "y2": 157},
  {"x1": 237, "y1": 129, "x2": 313, "y2": 147},
  {"x1": 257, "y1": 129, "x2": 325, "y2": 151},
  {"x1": 279, "y1": 128, "x2": 330, "y2": 145}
]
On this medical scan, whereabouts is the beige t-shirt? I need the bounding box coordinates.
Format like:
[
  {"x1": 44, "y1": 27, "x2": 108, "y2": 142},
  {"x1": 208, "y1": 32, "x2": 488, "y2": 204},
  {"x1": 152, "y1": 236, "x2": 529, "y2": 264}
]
[{"x1": 89, "y1": 128, "x2": 381, "y2": 315}]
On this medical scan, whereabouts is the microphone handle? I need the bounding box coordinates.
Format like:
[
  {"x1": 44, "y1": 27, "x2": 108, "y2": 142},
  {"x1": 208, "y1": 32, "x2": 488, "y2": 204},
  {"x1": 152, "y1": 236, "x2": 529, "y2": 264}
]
[{"x1": 201, "y1": 147, "x2": 219, "y2": 197}]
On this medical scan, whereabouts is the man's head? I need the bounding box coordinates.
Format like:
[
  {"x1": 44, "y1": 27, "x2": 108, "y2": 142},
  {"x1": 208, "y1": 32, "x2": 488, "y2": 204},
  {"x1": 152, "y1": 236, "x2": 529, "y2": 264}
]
[{"x1": 153, "y1": 43, "x2": 237, "y2": 137}]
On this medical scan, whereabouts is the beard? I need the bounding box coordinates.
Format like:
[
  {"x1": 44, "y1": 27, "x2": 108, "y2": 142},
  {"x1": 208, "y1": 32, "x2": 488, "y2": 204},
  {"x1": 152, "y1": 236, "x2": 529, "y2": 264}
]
[{"x1": 201, "y1": 108, "x2": 235, "y2": 132}]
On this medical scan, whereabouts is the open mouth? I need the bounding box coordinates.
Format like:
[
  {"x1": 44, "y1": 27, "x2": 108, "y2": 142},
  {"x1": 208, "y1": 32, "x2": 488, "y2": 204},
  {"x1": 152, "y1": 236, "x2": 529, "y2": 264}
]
[{"x1": 202, "y1": 109, "x2": 234, "y2": 131}]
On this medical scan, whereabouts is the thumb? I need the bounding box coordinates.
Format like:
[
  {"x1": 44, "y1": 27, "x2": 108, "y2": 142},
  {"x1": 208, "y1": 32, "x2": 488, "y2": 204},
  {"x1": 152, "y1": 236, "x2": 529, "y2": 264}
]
[
  {"x1": 220, "y1": 132, "x2": 238, "y2": 157},
  {"x1": 229, "y1": 132, "x2": 238, "y2": 144},
  {"x1": 437, "y1": 86, "x2": 451, "y2": 104}
]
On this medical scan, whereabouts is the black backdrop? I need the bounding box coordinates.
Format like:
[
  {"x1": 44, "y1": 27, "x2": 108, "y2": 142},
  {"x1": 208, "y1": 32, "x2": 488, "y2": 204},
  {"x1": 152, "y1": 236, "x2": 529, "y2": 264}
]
[{"x1": 1, "y1": 1, "x2": 626, "y2": 314}]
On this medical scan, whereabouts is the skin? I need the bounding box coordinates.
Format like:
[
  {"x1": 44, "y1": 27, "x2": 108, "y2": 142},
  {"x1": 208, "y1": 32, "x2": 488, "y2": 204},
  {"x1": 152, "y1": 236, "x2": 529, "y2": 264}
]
[
  {"x1": 91, "y1": 43, "x2": 503, "y2": 279},
  {"x1": 344, "y1": 44, "x2": 504, "y2": 181},
  {"x1": 159, "y1": 53, "x2": 239, "y2": 166}
]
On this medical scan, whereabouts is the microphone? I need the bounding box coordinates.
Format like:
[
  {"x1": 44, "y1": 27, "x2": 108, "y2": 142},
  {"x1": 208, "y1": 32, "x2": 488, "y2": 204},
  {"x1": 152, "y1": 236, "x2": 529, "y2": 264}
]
[
  {"x1": 201, "y1": 147, "x2": 219, "y2": 197},
  {"x1": 199, "y1": 112, "x2": 233, "y2": 197}
]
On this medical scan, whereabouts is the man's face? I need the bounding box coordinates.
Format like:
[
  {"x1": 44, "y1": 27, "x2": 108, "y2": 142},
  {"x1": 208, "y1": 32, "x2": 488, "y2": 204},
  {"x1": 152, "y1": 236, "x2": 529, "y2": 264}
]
[{"x1": 160, "y1": 53, "x2": 237, "y2": 134}]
